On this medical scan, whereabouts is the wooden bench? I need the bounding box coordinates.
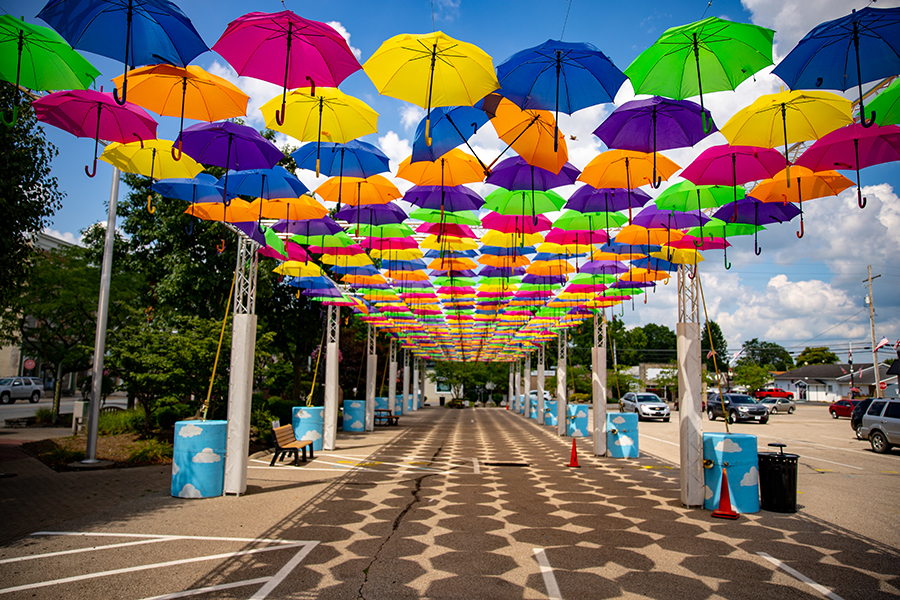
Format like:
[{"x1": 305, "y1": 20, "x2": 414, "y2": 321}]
[
  {"x1": 374, "y1": 409, "x2": 399, "y2": 426},
  {"x1": 270, "y1": 424, "x2": 314, "y2": 466}
]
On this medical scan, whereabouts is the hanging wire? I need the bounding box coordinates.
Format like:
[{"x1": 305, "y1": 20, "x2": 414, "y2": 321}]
[
  {"x1": 431, "y1": 0, "x2": 436, "y2": 32},
  {"x1": 697, "y1": 272, "x2": 730, "y2": 434},
  {"x1": 560, "y1": 0, "x2": 573, "y2": 40},
  {"x1": 202, "y1": 268, "x2": 237, "y2": 420},
  {"x1": 700, "y1": 1, "x2": 713, "y2": 19}
]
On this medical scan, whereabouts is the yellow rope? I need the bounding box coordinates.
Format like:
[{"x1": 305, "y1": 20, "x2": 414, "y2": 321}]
[
  {"x1": 697, "y1": 271, "x2": 730, "y2": 434},
  {"x1": 202, "y1": 269, "x2": 236, "y2": 421},
  {"x1": 306, "y1": 327, "x2": 326, "y2": 407}
]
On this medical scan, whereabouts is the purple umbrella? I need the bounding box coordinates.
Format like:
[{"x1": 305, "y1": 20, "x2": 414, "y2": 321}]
[
  {"x1": 594, "y1": 96, "x2": 716, "y2": 187},
  {"x1": 336, "y1": 202, "x2": 408, "y2": 225},
  {"x1": 633, "y1": 203, "x2": 709, "y2": 229},
  {"x1": 486, "y1": 156, "x2": 580, "y2": 226},
  {"x1": 32, "y1": 89, "x2": 157, "y2": 177},
  {"x1": 565, "y1": 185, "x2": 651, "y2": 213},
  {"x1": 580, "y1": 260, "x2": 629, "y2": 275},
  {"x1": 272, "y1": 216, "x2": 343, "y2": 236},
  {"x1": 712, "y1": 198, "x2": 799, "y2": 255},
  {"x1": 403, "y1": 185, "x2": 485, "y2": 211},
  {"x1": 175, "y1": 121, "x2": 283, "y2": 203}
]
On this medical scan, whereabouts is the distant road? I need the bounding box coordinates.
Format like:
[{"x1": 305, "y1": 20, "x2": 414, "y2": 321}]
[{"x1": 0, "y1": 395, "x2": 128, "y2": 423}]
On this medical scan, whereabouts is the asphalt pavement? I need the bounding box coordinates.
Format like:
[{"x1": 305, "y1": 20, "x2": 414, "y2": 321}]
[{"x1": 0, "y1": 403, "x2": 897, "y2": 599}]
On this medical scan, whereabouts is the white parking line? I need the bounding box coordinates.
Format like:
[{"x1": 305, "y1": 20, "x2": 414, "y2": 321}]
[
  {"x1": 756, "y1": 434, "x2": 870, "y2": 456},
  {"x1": 758, "y1": 552, "x2": 845, "y2": 600},
  {"x1": 533, "y1": 548, "x2": 562, "y2": 600},
  {"x1": 799, "y1": 456, "x2": 863, "y2": 471},
  {"x1": 472, "y1": 458, "x2": 480, "y2": 474},
  {"x1": 639, "y1": 434, "x2": 679, "y2": 446}
]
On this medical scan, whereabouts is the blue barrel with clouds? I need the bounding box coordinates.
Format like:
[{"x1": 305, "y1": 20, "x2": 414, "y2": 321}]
[
  {"x1": 292, "y1": 406, "x2": 325, "y2": 451},
  {"x1": 343, "y1": 400, "x2": 366, "y2": 432},
  {"x1": 703, "y1": 432, "x2": 759, "y2": 514},
  {"x1": 606, "y1": 413, "x2": 639, "y2": 458},
  {"x1": 566, "y1": 404, "x2": 589, "y2": 437},
  {"x1": 543, "y1": 400, "x2": 558, "y2": 426},
  {"x1": 171, "y1": 420, "x2": 227, "y2": 499}
]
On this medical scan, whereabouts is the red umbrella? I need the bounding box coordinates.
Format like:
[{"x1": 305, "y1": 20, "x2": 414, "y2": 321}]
[
  {"x1": 795, "y1": 123, "x2": 900, "y2": 209},
  {"x1": 32, "y1": 89, "x2": 157, "y2": 177},
  {"x1": 212, "y1": 11, "x2": 361, "y2": 125}
]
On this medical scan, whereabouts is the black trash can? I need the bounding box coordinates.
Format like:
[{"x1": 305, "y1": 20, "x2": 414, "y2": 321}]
[{"x1": 758, "y1": 443, "x2": 798, "y2": 513}]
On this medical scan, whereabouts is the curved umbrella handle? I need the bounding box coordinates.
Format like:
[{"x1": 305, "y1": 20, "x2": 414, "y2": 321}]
[
  {"x1": 306, "y1": 76, "x2": 315, "y2": 96},
  {"x1": 216, "y1": 239, "x2": 225, "y2": 253},
  {"x1": 133, "y1": 132, "x2": 144, "y2": 148},
  {"x1": 275, "y1": 101, "x2": 287, "y2": 126},
  {"x1": 754, "y1": 241, "x2": 761, "y2": 256},
  {"x1": 857, "y1": 188, "x2": 867, "y2": 209},
  {"x1": 258, "y1": 220, "x2": 266, "y2": 234},
  {"x1": 860, "y1": 106, "x2": 876, "y2": 128},
  {"x1": 171, "y1": 140, "x2": 183, "y2": 162},
  {"x1": 85, "y1": 158, "x2": 97, "y2": 178},
  {"x1": 147, "y1": 194, "x2": 155, "y2": 214},
  {"x1": 185, "y1": 219, "x2": 194, "y2": 235},
  {"x1": 113, "y1": 79, "x2": 127, "y2": 106},
  {"x1": 796, "y1": 219, "x2": 804, "y2": 239},
  {"x1": 652, "y1": 171, "x2": 662, "y2": 189},
  {"x1": 1, "y1": 106, "x2": 19, "y2": 128},
  {"x1": 692, "y1": 237, "x2": 703, "y2": 248},
  {"x1": 724, "y1": 245, "x2": 731, "y2": 270},
  {"x1": 702, "y1": 110, "x2": 712, "y2": 134}
]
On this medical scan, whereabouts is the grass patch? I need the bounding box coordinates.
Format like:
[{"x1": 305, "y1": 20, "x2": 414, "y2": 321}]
[
  {"x1": 98, "y1": 409, "x2": 144, "y2": 435},
  {"x1": 127, "y1": 438, "x2": 173, "y2": 464}
]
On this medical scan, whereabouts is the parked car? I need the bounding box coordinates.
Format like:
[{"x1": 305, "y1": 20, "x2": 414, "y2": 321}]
[
  {"x1": 850, "y1": 398, "x2": 874, "y2": 439},
  {"x1": 0, "y1": 377, "x2": 44, "y2": 404},
  {"x1": 859, "y1": 398, "x2": 900, "y2": 453},
  {"x1": 528, "y1": 390, "x2": 552, "y2": 402},
  {"x1": 620, "y1": 392, "x2": 670, "y2": 422},
  {"x1": 707, "y1": 393, "x2": 768, "y2": 424},
  {"x1": 754, "y1": 387, "x2": 794, "y2": 400},
  {"x1": 829, "y1": 399, "x2": 860, "y2": 419},
  {"x1": 758, "y1": 396, "x2": 796, "y2": 414}
]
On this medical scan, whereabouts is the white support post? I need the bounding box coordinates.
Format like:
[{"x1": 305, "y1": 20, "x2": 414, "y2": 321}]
[
  {"x1": 388, "y1": 339, "x2": 397, "y2": 414},
  {"x1": 323, "y1": 304, "x2": 340, "y2": 451},
  {"x1": 508, "y1": 363, "x2": 514, "y2": 408},
  {"x1": 514, "y1": 361, "x2": 521, "y2": 413},
  {"x1": 365, "y1": 325, "x2": 376, "y2": 431},
  {"x1": 420, "y1": 359, "x2": 426, "y2": 407},
  {"x1": 523, "y1": 353, "x2": 531, "y2": 415},
  {"x1": 412, "y1": 357, "x2": 420, "y2": 412},
  {"x1": 593, "y1": 312, "x2": 608, "y2": 456},
  {"x1": 402, "y1": 349, "x2": 410, "y2": 413},
  {"x1": 225, "y1": 236, "x2": 259, "y2": 495},
  {"x1": 537, "y1": 344, "x2": 546, "y2": 425},
  {"x1": 557, "y1": 331, "x2": 567, "y2": 436},
  {"x1": 678, "y1": 264, "x2": 704, "y2": 507}
]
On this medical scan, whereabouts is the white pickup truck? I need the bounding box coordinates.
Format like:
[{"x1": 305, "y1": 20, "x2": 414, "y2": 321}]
[{"x1": 0, "y1": 377, "x2": 44, "y2": 404}]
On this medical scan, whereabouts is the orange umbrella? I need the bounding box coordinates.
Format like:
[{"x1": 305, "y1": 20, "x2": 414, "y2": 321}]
[
  {"x1": 579, "y1": 149, "x2": 680, "y2": 220},
  {"x1": 526, "y1": 260, "x2": 575, "y2": 276},
  {"x1": 616, "y1": 224, "x2": 684, "y2": 246},
  {"x1": 620, "y1": 268, "x2": 670, "y2": 283},
  {"x1": 184, "y1": 199, "x2": 256, "y2": 222},
  {"x1": 478, "y1": 254, "x2": 531, "y2": 268},
  {"x1": 315, "y1": 175, "x2": 401, "y2": 205},
  {"x1": 428, "y1": 257, "x2": 478, "y2": 270},
  {"x1": 591, "y1": 249, "x2": 646, "y2": 261},
  {"x1": 483, "y1": 93, "x2": 568, "y2": 174},
  {"x1": 247, "y1": 196, "x2": 328, "y2": 220},
  {"x1": 342, "y1": 274, "x2": 387, "y2": 285},
  {"x1": 397, "y1": 148, "x2": 485, "y2": 185},
  {"x1": 750, "y1": 166, "x2": 853, "y2": 238},
  {"x1": 387, "y1": 270, "x2": 430, "y2": 281}
]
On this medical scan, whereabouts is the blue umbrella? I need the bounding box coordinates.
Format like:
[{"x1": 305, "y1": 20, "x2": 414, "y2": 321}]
[
  {"x1": 773, "y1": 6, "x2": 900, "y2": 127},
  {"x1": 223, "y1": 166, "x2": 308, "y2": 199},
  {"x1": 38, "y1": 0, "x2": 208, "y2": 105},
  {"x1": 496, "y1": 39, "x2": 627, "y2": 150},
  {"x1": 411, "y1": 105, "x2": 489, "y2": 165},
  {"x1": 291, "y1": 140, "x2": 389, "y2": 178},
  {"x1": 152, "y1": 173, "x2": 235, "y2": 234}
]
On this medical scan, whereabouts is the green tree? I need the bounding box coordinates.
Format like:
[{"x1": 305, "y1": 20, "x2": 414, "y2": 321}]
[
  {"x1": 636, "y1": 323, "x2": 677, "y2": 363},
  {"x1": 737, "y1": 338, "x2": 794, "y2": 371},
  {"x1": 429, "y1": 360, "x2": 509, "y2": 400},
  {"x1": 607, "y1": 366, "x2": 641, "y2": 399},
  {"x1": 0, "y1": 85, "x2": 64, "y2": 310},
  {"x1": 701, "y1": 320, "x2": 728, "y2": 373},
  {"x1": 655, "y1": 367, "x2": 679, "y2": 401},
  {"x1": 795, "y1": 346, "x2": 839, "y2": 366},
  {"x1": 734, "y1": 363, "x2": 772, "y2": 392}
]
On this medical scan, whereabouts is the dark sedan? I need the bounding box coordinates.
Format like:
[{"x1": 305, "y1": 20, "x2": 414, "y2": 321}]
[
  {"x1": 707, "y1": 393, "x2": 769, "y2": 424},
  {"x1": 850, "y1": 398, "x2": 874, "y2": 439}
]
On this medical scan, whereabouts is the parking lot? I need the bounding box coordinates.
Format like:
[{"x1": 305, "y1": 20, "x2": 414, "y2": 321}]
[{"x1": 0, "y1": 403, "x2": 897, "y2": 599}]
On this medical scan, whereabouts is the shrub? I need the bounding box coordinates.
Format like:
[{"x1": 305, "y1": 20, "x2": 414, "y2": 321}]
[
  {"x1": 34, "y1": 408, "x2": 53, "y2": 424},
  {"x1": 266, "y1": 396, "x2": 295, "y2": 424},
  {"x1": 155, "y1": 403, "x2": 191, "y2": 429},
  {"x1": 251, "y1": 408, "x2": 278, "y2": 444},
  {"x1": 98, "y1": 409, "x2": 144, "y2": 435},
  {"x1": 570, "y1": 393, "x2": 591, "y2": 403},
  {"x1": 127, "y1": 439, "x2": 173, "y2": 464}
]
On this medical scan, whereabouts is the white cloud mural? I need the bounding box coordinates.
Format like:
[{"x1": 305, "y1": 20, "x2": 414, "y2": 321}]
[
  {"x1": 178, "y1": 484, "x2": 203, "y2": 499},
  {"x1": 178, "y1": 424, "x2": 203, "y2": 438},
  {"x1": 192, "y1": 448, "x2": 222, "y2": 463}
]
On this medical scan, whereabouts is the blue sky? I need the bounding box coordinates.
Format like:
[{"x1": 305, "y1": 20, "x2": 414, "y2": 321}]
[{"x1": 4, "y1": 0, "x2": 900, "y2": 361}]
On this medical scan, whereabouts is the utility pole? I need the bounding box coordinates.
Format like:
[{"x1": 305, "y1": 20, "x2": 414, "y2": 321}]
[{"x1": 865, "y1": 266, "x2": 882, "y2": 398}]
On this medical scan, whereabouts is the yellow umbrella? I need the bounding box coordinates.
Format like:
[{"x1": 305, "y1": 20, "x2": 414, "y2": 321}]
[
  {"x1": 397, "y1": 148, "x2": 485, "y2": 186},
  {"x1": 370, "y1": 248, "x2": 424, "y2": 260},
  {"x1": 616, "y1": 225, "x2": 684, "y2": 246},
  {"x1": 273, "y1": 261, "x2": 324, "y2": 277},
  {"x1": 650, "y1": 247, "x2": 705, "y2": 264},
  {"x1": 315, "y1": 175, "x2": 401, "y2": 205},
  {"x1": 363, "y1": 31, "x2": 499, "y2": 144},
  {"x1": 420, "y1": 235, "x2": 479, "y2": 251},
  {"x1": 481, "y1": 230, "x2": 544, "y2": 247},
  {"x1": 482, "y1": 94, "x2": 568, "y2": 174},
  {"x1": 720, "y1": 90, "x2": 853, "y2": 181},
  {"x1": 526, "y1": 260, "x2": 575, "y2": 276},
  {"x1": 620, "y1": 268, "x2": 670, "y2": 282},
  {"x1": 260, "y1": 86, "x2": 378, "y2": 176},
  {"x1": 578, "y1": 150, "x2": 680, "y2": 220},
  {"x1": 591, "y1": 249, "x2": 646, "y2": 261},
  {"x1": 320, "y1": 253, "x2": 374, "y2": 267}
]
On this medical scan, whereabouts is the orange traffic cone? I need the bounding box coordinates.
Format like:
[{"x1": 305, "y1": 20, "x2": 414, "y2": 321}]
[
  {"x1": 711, "y1": 466, "x2": 739, "y2": 519},
  {"x1": 567, "y1": 438, "x2": 580, "y2": 468}
]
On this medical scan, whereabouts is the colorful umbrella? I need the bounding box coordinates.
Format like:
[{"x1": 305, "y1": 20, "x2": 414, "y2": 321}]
[
  {"x1": 111, "y1": 64, "x2": 248, "y2": 158},
  {"x1": 495, "y1": 39, "x2": 626, "y2": 151},
  {"x1": 32, "y1": 89, "x2": 157, "y2": 177},
  {"x1": 224, "y1": 166, "x2": 309, "y2": 200},
  {"x1": 404, "y1": 186, "x2": 485, "y2": 212},
  {"x1": 593, "y1": 96, "x2": 716, "y2": 187},
  {"x1": 868, "y1": 78, "x2": 900, "y2": 126},
  {"x1": 363, "y1": 31, "x2": 499, "y2": 145},
  {"x1": 397, "y1": 148, "x2": 485, "y2": 186},
  {"x1": 565, "y1": 186, "x2": 651, "y2": 214},
  {"x1": 795, "y1": 123, "x2": 900, "y2": 208},
  {"x1": 411, "y1": 104, "x2": 490, "y2": 165},
  {"x1": 686, "y1": 218, "x2": 763, "y2": 269},
  {"x1": 315, "y1": 175, "x2": 401, "y2": 206},
  {"x1": 578, "y1": 149, "x2": 680, "y2": 220},
  {"x1": 292, "y1": 140, "x2": 390, "y2": 179},
  {"x1": 485, "y1": 156, "x2": 579, "y2": 194},
  {"x1": 484, "y1": 188, "x2": 566, "y2": 216},
  {"x1": 772, "y1": 6, "x2": 900, "y2": 127},
  {"x1": 655, "y1": 181, "x2": 744, "y2": 242},
  {"x1": 261, "y1": 86, "x2": 378, "y2": 176},
  {"x1": 0, "y1": 15, "x2": 99, "y2": 126},
  {"x1": 482, "y1": 93, "x2": 568, "y2": 173},
  {"x1": 711, "y1": 198, "x2": 799, "y2": 254},
  {"x1": 212, "y1": 10, "x2": 360, "y2": 125},
  {"x1": 409, "y1": 207, "x2": 480, "y2": 225},
  {"x1": 624, "y1": 16, "x2": 774, "y2": 133},
  {"x1": 38, "y1": 0, "x2": 208, "y2": 105}
]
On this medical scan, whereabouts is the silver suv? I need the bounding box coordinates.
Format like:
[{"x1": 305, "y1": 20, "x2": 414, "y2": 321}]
[
  {"x1": 620, "y1": 392, "x2": 670, "y2": 422},
  {"x1": 0, "y1": 377, "x2": 44, "y2": 404},
  {"x1": 860, "y1": 398, "x2": 900, "y2": 454}
]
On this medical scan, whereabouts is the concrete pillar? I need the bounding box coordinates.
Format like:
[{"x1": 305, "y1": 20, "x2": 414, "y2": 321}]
[
  {"x1": 514, "y1": 361, "x2": 521, "y2": 412},
  {"x1": 537, "y1": 344, "x2": 546, "y2": 424},
  {"x1": 324, "y1": 305, "x2": 340, "y2": 451},
  {"x1": 557, "y1": 331, "x2": 567, "y2": 436},
  {"x1": 402, "y1": 349, "x2": 410, "y2": 413},
  {"x1": 412, "y1": 357, "x2": 420, "y2": 412},
  {"x1": 388, "y1": 339, "x2": 398, "y2": 414},
  {"x1": 678, "y1": 322, "x2": 703, "y2": 507},
  {"x1": 420, "y1": 359, "x2": 426, "y2": 407},
  {"x1": 224, "y1": 313, "x2": 257, "y2": 495},
  {"x1": 508, "y1": 363, "x2": 514, "y2": 407},
  {"x1": 365, "y1": 325, "x2": 376, "y2": 431},
  {"x1": 592, "y1": 313, "x2": 608, "y2": 456},
  {"x1": 523, "y1": 353, "x2": 531, "y2": 414}
]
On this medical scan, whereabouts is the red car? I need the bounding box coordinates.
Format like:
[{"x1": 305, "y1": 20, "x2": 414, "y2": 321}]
[
  {"x1": 754, "y1": 388, "x2": 794, "y2": 400},
  {"x1": 829, "y1": 399, "x2": 860, "y2": 419}
]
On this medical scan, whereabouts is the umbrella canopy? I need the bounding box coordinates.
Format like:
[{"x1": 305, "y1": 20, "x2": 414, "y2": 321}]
[
  {"x1": 38, "y1": 0, "x2": 208, "y2": 105},
  {"x1": 397, "y1": 148, "x2": 486, "y2": 186},
  {"x1": 795, "y1": 123, "x2": 900, "y2": 209},
  {"x1": 624, "y1": 16, "x2": 774, "y2": 133},
  {"x1": 868, "y1": 77, "x2": 900, "y2": 127},
  {"x1": 0, "y1": 15, "x2": 99, "y2": 125},
  {"x1": 212, "y1": 10, "x2": 360, "y2": 125},
  {"x1": 481, "y1": 212, "x2": 552, "y2": 234},
  {"x1": 483, "y1": 188, "x2": 566, "y2": 215},
  {"x1": 404, "y1": 185, "x2": 485, "y2": 212},
  {"x1": 410, "y1": 105, "x2": 490, "y2": 164},
  {"x1": 409, "y1": 207, "x2": 480, "y2": 225},
  {"x1": 32, "y1": 89, "x2": 157, "y2": 177},
  {"x1": 292, "y1": 139, "x2": 390, "y2": 179},
  {"x1": 336, "y1": 202, "x2": 408, "y2": 225},
  {"x1": 153, "y1": 173, "x2": 232, "y2": 204},
  {"x1": 594, "y1": 96, "x2": 716, "y2": 188},
  {"x1": 633, "y1": 203, "x2": 709, "y2": 230},
  {"x1": 565, "y1": 185, "x2": 651, "y2": 213},
  {"x1": 315, "y1": 174, "x2": 401, "y2": 205},
  {"x1": 711, "y1": 197, "x2": 800, "y2": 254},
  {"x1": 686, "y1": 218, "x2": 763, "y2": 268},
  {"x1": 111, "y1": 64, "x2": 248, "y2": 155},
  {"x1": 495, "y1": 39, "x2": 626, "y2": 151},
  {"x1": 363, "y1": 31, "x2": 499, "y2": 144},
  {"x1": 485, "y1": 156, "x2": 580, "y2": 191},
  {"x1": 482, "y1": 93, "x2": 568, "y2": 173},
  {"x1": 101, "y1": 138, "x2": 202, "y2": 211},
  {"x1": 772, "y1": 6, "x2": 900, "y2": 127},
  {"x1": 578, "y1": 149, "x2": 679, "y2": 220},
  {"x1": 249, "y1": 197, "x2": 327, "y2": 221},
  {"x1": 184, "y1": 198, "x2": 256, "y2": 222},
  {"x1": 224, "y1": 166, "x2": 309, "y2": 200}
]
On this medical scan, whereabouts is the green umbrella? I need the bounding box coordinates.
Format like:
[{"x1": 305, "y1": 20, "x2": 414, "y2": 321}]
[
  {"x1": 351, "y1": 222, "x2": 416, "y2": 238},
  {"x1": 484, "y1": 188, "x2": 566, "y2": 215},
  {"x1": 290, "y1": 230, "x2": 356, "y2": 247},
  {"x1": 409, "y1": 207, "x2": 481, "y2": 225},
  {"x1": 0, "y1": 15, "x2": 99, "y2": 127},
  {"x1": 868, "y1": 78, "x2": 900, "y2": 127},
  {"x1": 553, "y1": 209, "x2": 628, "y2": 231},
  {"x1": 263, "y1": 226, "x2": 285, "y2": 256},
  {"x1": 624, "y1": 16, "x2": 774, "y2": 133},
  {"x1": 569, "y1": 272, "x2": 618, "y2": 285},
  {"x1": 655, "y1": 181, "x2": 745, "y2": 243},
  {"x1": 433, "y1": 276, "x2": 476, "y2": 286},
  {"x1": 686, "y1": 217, "x2": 763, "y2": 270}
]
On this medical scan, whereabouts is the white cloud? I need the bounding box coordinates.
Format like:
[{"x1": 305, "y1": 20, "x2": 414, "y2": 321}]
[
  {"x1": 178, "y1": 423, "x2": 203, "y2": 438},
  {"x1": 178, "y1": 483, "x2": 203, "y2": 499},
  {"x1": 171, "y1": 461, "x2": 179, "y2": 476},
  {"x1": 571, "y1": 428, "x2": 584, "y2": 436},
  {"x1": 42, "y1": 228, "x2": 82, "y2": 246},
  {"x1": 705, "y1": 484, "x2": 714, "y2": 500},
  {"x1": 325, "y1": 21, "x2": 362, "y2": 61},
  {"x1": 192, "y1": 448, "x2": 222, "y2": 463},
  {"x1": 576, "y1": 409, "x2": 587, "y2": 418},
  {"x1": 301, "y1": 429, "x2": 322, "y2": 442},
  {"x1": 351, "y1": 420, "x2": 364, "y2": 429},
  {"x1": 295, "y1": 408, "x2": 312, "y2": 419},
  {"x1": 615, "y1": 434, "x2": 634, "y2": 447},
  {"x1": 612, "y1": 415, "x2": 626, "y2": 424},
  {"x1": 714, "y1": 438, "x2": 743, "y2": 453},
  {"x1": 400, "y1": 105, "x2": 425, "y2": 131},
  {"x1": 377, "y1": 130, "x2": 411, "y2": 168},
  {"x1": 350, "y1": 401, "x2": 362, "y2": 408},
  {"x1": 741, "y1": 466, "x2": 759, "y2": 487},
  {"x1": 206, "y1": 59, "x2": 280, "y2": 128}
]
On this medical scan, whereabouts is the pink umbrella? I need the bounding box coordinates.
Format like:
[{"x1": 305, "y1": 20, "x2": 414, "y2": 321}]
[
  {"x1": 32, "y1": 89, "x2": 157, "y2": 177},
  {"x1": 212, "y1": 11, "x2": 361, "y2": 125},
  {"x1": 545, "y1": 228, "x2": 610, "y2": 246},
  {"x1": 795, "y1": 123, "x2": 900, "y2": 209},
  {"x1": 416, "y1": 222, "x2": 476, "y2": 238},
  {"x1": 481, "y1": 212, "x2": 552, "y2": 233},
  {"x1": 665, "y1": 235, "x2": 731, "y2": 250}
]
